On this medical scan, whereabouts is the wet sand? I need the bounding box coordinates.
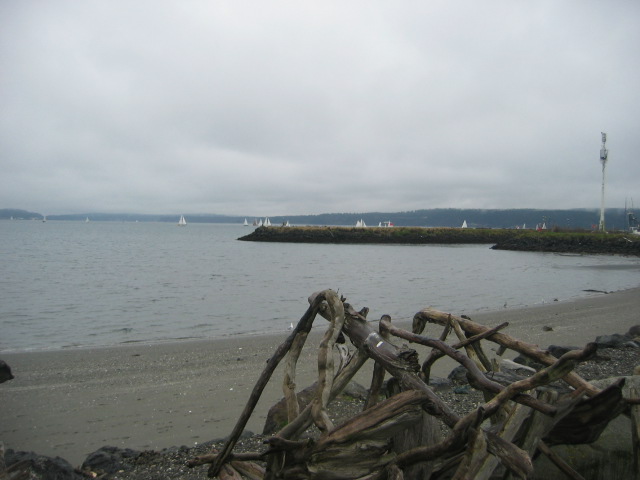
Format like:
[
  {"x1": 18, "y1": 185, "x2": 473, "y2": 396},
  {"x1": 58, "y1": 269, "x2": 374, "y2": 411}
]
[{"x1": 1, "y1": 288, "x2": 639, "y2": 466}]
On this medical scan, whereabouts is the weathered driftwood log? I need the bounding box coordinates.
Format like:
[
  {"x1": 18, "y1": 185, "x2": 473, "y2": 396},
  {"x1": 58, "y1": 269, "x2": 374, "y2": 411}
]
[
  {"x1": 629, "y1": 386, "x2": 640, "y2": 479},
  {"x1": 413, "y1": 308, "x2": 601, "y2": 396},
  {"x1": 192, "y1": 291, "x2": 627, "y2": 479},
  {"x1": 208, "y1": 291, "x2": 333, "y2": 477}
]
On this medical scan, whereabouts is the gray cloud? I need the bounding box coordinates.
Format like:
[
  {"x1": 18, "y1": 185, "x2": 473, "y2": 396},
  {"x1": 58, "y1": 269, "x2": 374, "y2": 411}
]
[{"x1": 1, "y1": 1, "x2": 639, "y2": 215}]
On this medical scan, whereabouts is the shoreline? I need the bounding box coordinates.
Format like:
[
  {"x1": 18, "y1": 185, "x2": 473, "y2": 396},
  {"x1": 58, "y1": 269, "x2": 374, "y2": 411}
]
[
  {"x1": 1, "y1": 286, "x2": 639, "y2": 466},
  {"x1": 0, "y1": 285, "x2": 631, "y2": 356}
]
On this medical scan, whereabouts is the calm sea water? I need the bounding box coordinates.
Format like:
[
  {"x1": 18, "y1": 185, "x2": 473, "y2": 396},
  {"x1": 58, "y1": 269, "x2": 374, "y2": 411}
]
[{"x1": 2, "y1": 221, "x2": 640, "y2": 352}]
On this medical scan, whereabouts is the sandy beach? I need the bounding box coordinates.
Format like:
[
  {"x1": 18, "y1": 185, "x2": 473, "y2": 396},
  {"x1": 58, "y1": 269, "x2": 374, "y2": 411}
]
[{"x1": 1, "y1": 288, "x2": 639, "y2": 466}]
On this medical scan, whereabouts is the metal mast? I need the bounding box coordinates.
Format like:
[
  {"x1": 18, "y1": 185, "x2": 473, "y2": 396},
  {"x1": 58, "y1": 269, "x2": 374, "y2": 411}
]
[{"x1": 598, "y1": 132, "x2": 609, "y2": 232}]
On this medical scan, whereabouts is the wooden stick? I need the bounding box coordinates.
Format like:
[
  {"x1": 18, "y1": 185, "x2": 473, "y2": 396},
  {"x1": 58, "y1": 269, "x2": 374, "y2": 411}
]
[
  {"x1": 230, "y1": 461, "x2": 265, "y2": 480},
  {"x1": 365, "y1": 317, "x2": 392, "y2": 410},
  {"x1": 450, "y1": 317, "x2": 487, "y2": 372},
  {"x1": 311, "y1": 290, "x2": 345, "y2": 433},
  {"x1": 629, "y1": 386, "x2": 640, "y2": 480},
  {"x1": 383, "y1": 319, "x2": 557, "y2": 416},
  {"x1": 421, "y1": 322, "x2": 509, "y2": 380},
  {"x1": 208, "y1": 290, "x2": 331, "y2": 478},
  {"x1": 414, "y1": 308, "x2": 600, "y2": 396},
  {"x1": 537, "y1": 440, "x2": 586, "y2": 480},
  {"x1": 283, "y1": 331, "x2": 308, "y2": 423}
]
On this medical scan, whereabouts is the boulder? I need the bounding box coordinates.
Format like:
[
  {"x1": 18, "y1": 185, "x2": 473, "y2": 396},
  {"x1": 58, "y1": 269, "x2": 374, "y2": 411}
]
[
  {"x1": 0, "y1": 360, "x2": 14, "y2": 383},
  {"x1": 627, "y1": 325, "x2": 640, "y2": 338},
  {"x1": 595, "y1": 333, "x2": 637, "y2": 348},
  {"x1": 81, "y1": 446, "x2": 140, "y2": 474},
  {"x1": 4, "y1": 450, "x2": 83, "y2": 480},
  {"x1": 546, "y1": 345, "x2": 580, "y2": 358},
  {"x1": 533, "y1": 375, "x2": 639, "y2": 480},
  {"x1": 447, "y1": 365, "x2": 469, "y2": 384},
  {"x1": 263, "y1": 381, "x2": 368, "y2": 434}
]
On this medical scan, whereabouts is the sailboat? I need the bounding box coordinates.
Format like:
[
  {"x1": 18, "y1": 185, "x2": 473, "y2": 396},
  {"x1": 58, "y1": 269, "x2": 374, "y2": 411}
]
[
  {"x1": 85, "y1": 217, "x2": 90, "y2": 223},
  {"x1": 461, "y1": 220, "x2": 468, "y2": 228},
  {"x1": 178, "y1": 215, "x2": 187, "y2": 226},
  {"x1": 243, "y1": 218, "x2": 249, "y2": 226},
  {"x1": 264, "y1": 217, "x2": 272, "y2": 227}
]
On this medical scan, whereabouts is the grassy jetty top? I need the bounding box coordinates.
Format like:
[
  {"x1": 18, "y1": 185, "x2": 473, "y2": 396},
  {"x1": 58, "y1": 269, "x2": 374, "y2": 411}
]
[{"x1": 238, "y1": 226, "x2": 640, "y2": 255}]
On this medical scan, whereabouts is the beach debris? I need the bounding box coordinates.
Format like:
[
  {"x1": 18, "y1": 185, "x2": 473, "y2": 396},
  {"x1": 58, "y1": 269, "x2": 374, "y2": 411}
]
[{"x1": 188, "y1": 289, "x2": 637, "y2": 479}]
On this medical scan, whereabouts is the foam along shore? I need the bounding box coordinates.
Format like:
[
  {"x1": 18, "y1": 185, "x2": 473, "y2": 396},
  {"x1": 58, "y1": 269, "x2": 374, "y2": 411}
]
[{"x1": 1, "y1": 287, "x2": 639, "y2": 466}]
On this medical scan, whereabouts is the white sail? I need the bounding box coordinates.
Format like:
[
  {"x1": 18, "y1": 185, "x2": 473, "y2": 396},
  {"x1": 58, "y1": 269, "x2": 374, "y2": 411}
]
[
  {"x1": 178, "y1": 215, "x2": 187, "y2": 226},
  {"x1": 243, "y1": 218, "x2": 249, "y2": 226},
  {"x1": 461, "y1": 220, "x2": 468, "y2": 228},
  {"x1": 264, "y1": 217, "x2": 271, "y2": 226}
]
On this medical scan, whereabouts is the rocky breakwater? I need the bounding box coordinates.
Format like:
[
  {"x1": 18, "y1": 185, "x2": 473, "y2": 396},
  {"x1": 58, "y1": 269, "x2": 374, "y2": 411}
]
[
  {"x1": 238, "y1": 226, "x2": 518, "y2": 245},
  {"x1": 491, "y1": 231, "x2": 640, "y2": 255}
]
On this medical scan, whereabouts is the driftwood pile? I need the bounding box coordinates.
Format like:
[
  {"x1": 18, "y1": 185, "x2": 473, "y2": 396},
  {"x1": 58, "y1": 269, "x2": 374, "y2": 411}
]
[{"x1": 187, "y1": 289, "x2": 638, "y2": 479}]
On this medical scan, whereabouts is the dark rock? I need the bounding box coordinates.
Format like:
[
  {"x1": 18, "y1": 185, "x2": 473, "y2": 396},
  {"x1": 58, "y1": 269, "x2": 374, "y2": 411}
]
[
  {"x1": 595, "y1": 333, "x2": 632, "y2": 348},
  {"x1": 427, "y1": 376, "x2": 452, "y2": 391},
  {"x1": 0, "y1": 360, "x2": 14, "y2": 383},
  {"x1": 453, "y1": 385, "x2": 471, "y2": 394},
  {"x1": 81, "y1": 446, "x2": 140, "y2": 474},
  {"x1": 5, "y1": 450, "x2": 83, "y2": 480},
  {"x1": 547, "y1": 345, "x2": 580, "y2": 358},
  {"x1": 447, "y1": 365, "x2": 468, "y2": 384},
  {"x1": 627, "y1": 325, "x2": 640, "y2": 338},
  {"x1": 342, "y1": 381, "x2": 369, "y2": 400},
  {"x1": 512, "y1": 355, "x2": 544, "y2": 370}
]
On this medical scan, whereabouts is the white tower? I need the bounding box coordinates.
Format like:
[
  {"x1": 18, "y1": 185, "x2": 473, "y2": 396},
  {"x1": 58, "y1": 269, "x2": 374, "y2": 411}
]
[{"x1": 598, "y1": 132, "x2": 609, "y2": 232}]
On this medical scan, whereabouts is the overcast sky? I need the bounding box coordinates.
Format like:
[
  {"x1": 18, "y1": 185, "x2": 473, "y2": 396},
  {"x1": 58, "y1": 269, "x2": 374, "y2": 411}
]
[{"x1": 1, "y1": 1, "x2": 638, "y2": 216}]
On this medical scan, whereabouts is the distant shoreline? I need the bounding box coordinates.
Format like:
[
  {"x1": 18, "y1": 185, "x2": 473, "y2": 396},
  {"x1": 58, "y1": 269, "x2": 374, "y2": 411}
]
[
  {"x1": 239, "y1": 226, "x2": 640, "y2": 255},
  {"x1": 2, "y1": 207, "x2": 635, "y2": 231}
]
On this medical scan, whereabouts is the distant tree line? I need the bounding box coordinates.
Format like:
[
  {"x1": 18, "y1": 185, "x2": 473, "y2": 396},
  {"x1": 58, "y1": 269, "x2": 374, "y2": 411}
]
[{"x1": 0, "y1": 207, "x2": 634, "y2": 231}]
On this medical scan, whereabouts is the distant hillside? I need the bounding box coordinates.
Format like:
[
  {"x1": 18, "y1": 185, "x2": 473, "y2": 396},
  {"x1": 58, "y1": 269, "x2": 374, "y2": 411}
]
[
  {"x1": 279, "y1": 208, "x2": 629, "y2": 231},
  {"x1": 1, "y1": 207, "x2": 634, "y2": 231},
  {"x1": 0, "y1": 208, "x2": 44, "y2": 220}
]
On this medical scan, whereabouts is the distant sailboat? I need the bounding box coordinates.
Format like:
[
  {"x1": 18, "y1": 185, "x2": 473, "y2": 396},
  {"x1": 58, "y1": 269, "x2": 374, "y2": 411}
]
[
  {"x1": 461, "y1": 220, "x2": 468, "y2": 228},
  {"x1": 355, "y1": 219, "x2": 366, "y2": 228},
  {"x1": 178, "y1": 215, "x2": 187, "y2": 226},
  {"x1": 85, "y1": 217, "x2": 90, "y2": 223},
  {"x1": 42, "y1": 215, "x2": 46, "y2": 223},
  {"x1": 264, "y1": 217, "x2": 272, "y2": 227},
  {"x1": 243, "y1": 218, "x2": 249, "y2": 226}
]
